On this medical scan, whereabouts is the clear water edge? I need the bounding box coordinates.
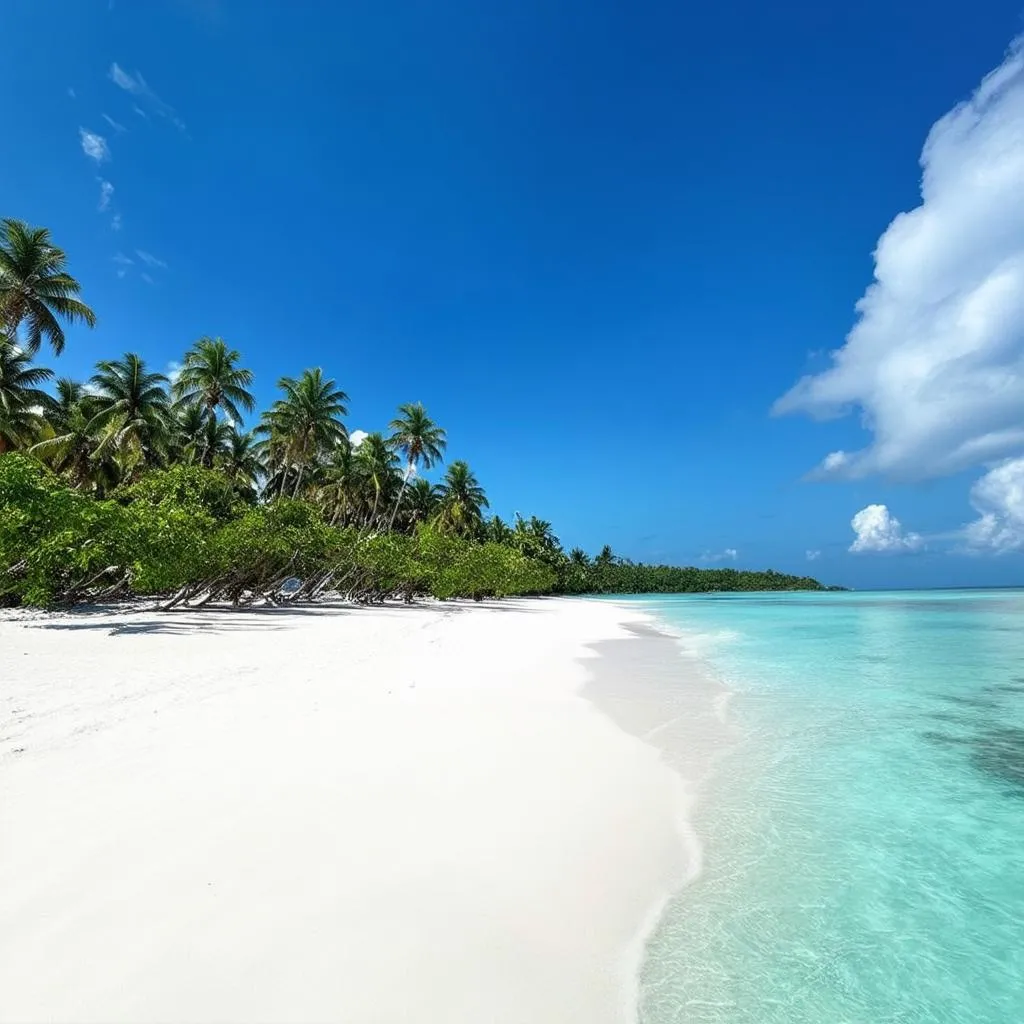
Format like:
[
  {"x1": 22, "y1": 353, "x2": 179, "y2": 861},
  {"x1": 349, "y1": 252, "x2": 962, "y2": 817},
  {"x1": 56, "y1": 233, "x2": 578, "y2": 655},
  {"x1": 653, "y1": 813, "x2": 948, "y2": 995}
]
[{"x1": 604, "y1": 590, "x2": 1024, "y2": 1024}]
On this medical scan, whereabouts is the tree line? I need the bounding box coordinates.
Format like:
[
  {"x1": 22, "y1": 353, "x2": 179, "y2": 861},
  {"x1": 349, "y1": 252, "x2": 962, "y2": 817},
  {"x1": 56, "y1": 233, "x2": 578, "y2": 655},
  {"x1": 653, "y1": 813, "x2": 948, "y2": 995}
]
[{"x1": 0, "y1": 218, "x2": 826, "y2": 607}]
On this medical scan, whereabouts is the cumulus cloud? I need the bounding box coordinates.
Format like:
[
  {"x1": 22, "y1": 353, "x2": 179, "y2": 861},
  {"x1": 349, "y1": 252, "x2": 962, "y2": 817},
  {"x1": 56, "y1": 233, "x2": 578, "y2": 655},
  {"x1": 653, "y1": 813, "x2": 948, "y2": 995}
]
[
  {"x1": 79, "y1": 128, "x2": 110, "y2": 163},
  {"x1": 165, "y1": 361, "x2": 182, "y2": 383},
  {"x1": 701, "y1": 548, "x2": 738, "y2": 563},
  {"x1": 774, "y1": 38, "x2": 1024, "y2": 482},
  {"x1": 963, "y1": 456, "x2": 1024, "y2": 552},
  {"x1": 136, "y1": 249, "x2": 167, "y2": 269},
  {"x1": 349, "y1": 429, "x2": 368, "y2": 448},
  {"x1": 806, "y1": 549, "x2": 821, "y2": 561},
  {"x1": 849, "y1": 504, "x2": 923, "y2": 553},
  {"x1": 109, "y1": 63, "x2": 186, "y2": 132},
  {"x1": 97, "y1": 179, "x2": 114, "y2": 211}
]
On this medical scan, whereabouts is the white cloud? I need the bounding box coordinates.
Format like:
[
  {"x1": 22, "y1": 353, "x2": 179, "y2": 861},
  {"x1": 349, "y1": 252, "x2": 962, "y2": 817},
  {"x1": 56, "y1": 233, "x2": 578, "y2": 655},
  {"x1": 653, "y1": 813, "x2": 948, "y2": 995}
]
[
  {"x1": 806, "y1": 549, "x2": 821, "y2": 561},
  {"x1": 849, "y1": 504, "x2": 923, "y2": 553},
  {"x1": 136, "y1": 249, "x2": 167, "y2": 269},
  {"x1": 116, "y1": 269, "x2": 127, "y2": 279},
  {"x1": 165, "y1": 361, "x2": 182, "y2": 383},
  {"x1": 111, "y1": 213, "x2": 122, "y2": 231},
  {"x1": 133, "y1": 104, "x2": 149, "y2": 120},
  {"x1": 349, "y1": 429, "x2": 368, "y2": 448},
  {"x1": 102, "y1": 113, "x2": 127, "y2": 134},
  {"x1": 701, "y1": 548, "x2": 738, "y2": 563},
  {"x1": 112, "y1": 252, "x2": 133, "y2": 265},
  {"x1": 109, "y1": 63, "x2": 186, "y2": 132},
  {"x1": 141, "y1": 272, "x2": 155, "y2": 285},
  {"x1": 963, "y1": 457, "x2": 1024, "y2": 552},
  {"x1": 774, "y1": 38, "x2": 1024, "y2": 483},
  {"x1": 79, "y1": 128, "x2": 110, "y2": 164},
  {"x1": 97, "y1": 179, "x2": 114, "y2": 211}
]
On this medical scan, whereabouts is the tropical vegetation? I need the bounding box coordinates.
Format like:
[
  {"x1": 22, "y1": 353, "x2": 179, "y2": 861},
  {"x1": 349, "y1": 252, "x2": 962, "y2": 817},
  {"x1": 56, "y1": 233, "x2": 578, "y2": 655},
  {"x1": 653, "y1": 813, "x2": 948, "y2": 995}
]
[{"x1": 0, "y1": 218, "x2": 826, "y2": 607}]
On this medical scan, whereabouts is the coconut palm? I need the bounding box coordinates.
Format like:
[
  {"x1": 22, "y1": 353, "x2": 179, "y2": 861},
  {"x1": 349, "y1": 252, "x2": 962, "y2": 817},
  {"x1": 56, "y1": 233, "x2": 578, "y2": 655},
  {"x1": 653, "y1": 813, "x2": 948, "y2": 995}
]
[
  {"x1": 356, "y1": 431, "x2": 401, "y2": 530},
  {"x1": 196, "y1": 416, "x2": 234, "y2": 468},
  {"x1": 0, "y1": 336, "x2": 53, "y2": 452},
  {"x1": 172, "y1": 337, "x2": 255, "y2": 424},
  {"x1": 171, "y1": 403, "x2": 207, "y2": 461},
  {"x1": 402, "y1": 477, "x2": 443, "y2": 530},
  {"x1": 513, "y1": 514, "x2": 561, "y2": 561},
  {"x1": 485, "y1": 514, "x2": 514, "y2": 545},
  {"x1": 437, "y1": 460, "x2": 488, "y2": 537},
  {"x1": 45, "y1": 378, "x2": 89, "y2": 431},
  {"x1": 316, "y1": 438, "x2": 358, "y2": 525},
  {"x1": 258, "y1": 368, "x2": 348, "y2": 498},
  {"x1": 0, "y1": 220, "x2": 96, "y2": 355},
  {"x1": 31, "y1": 400, "x2": 101, "y2": 490},
  {"x1": 569, "y1": 547, "x2": 590, "y2": 568},
  {"x1": 218, "y1": 429, "x2": 264, "y2": 500},
  {"x1": 87, "y1": 353, "x2": 172, "y2": 473},
  {"x1": 386, "y1": 402, "x2": 447, "y2": 529}
]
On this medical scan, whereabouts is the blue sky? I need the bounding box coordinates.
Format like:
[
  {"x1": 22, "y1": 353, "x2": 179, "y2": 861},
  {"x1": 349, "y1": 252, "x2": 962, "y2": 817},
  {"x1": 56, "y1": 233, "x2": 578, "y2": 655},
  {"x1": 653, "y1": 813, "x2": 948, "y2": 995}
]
[{"x1": 4, "y1": 0, "x2": 1024, "y2": 589}]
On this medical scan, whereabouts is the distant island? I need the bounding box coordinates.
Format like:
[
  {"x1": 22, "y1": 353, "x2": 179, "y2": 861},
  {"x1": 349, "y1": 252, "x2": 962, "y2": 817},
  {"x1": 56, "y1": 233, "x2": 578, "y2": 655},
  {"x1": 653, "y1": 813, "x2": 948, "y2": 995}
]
[{"x1": 1, "y1": 218, "x2": 827, "y2": 609}]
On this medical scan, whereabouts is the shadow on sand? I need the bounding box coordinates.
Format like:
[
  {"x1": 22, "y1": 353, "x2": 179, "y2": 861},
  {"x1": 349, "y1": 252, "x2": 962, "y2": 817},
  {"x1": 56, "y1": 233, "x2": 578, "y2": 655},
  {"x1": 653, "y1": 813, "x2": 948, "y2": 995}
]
[{"x1": 27, "y1": 596, "x2": 549, "y2": 637}]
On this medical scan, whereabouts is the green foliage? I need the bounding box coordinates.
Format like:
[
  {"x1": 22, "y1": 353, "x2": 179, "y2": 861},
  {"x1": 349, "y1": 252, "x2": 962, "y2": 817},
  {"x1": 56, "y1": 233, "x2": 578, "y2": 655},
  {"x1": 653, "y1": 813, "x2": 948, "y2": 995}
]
[
  {"x1": 0, "y1": 454, "x2": 212, "y2": 605},
  {"x1": 117, "y1": 464, "x2": 240, "y2": 521},
  {"x1": 209, "y1": 500, "x2": 342, "y2": 581},
  {"x1": 555, "y1": 556, "x2": 825, "y2": 594}
]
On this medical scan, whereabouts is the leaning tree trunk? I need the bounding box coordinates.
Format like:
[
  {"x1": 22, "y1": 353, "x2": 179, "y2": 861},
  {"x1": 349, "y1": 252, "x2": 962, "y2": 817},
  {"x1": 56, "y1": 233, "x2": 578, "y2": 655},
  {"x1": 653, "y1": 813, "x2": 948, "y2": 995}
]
[{"x1": 386, "y1": 462, "x2": 414, "y2": 531}]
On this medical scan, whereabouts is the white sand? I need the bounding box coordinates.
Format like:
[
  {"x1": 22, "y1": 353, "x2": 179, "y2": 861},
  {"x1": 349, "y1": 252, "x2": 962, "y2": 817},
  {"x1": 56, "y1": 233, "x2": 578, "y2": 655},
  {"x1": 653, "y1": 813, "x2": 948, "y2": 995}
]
[{"x1": 0, "y1": 598, "x2": 688, "y2": 1023}]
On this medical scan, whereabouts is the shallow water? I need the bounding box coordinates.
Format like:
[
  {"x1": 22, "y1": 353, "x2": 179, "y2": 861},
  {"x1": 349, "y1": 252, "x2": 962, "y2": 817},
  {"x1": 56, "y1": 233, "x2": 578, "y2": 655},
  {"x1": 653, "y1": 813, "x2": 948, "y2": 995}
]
[{"x1": 623, "y1": 590, "x2": 1024, "y2": 1024}]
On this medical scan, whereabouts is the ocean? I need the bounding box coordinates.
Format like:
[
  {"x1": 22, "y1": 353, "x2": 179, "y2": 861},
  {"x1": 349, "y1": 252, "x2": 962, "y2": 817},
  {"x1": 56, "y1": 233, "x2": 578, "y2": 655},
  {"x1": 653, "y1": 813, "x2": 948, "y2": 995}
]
[{"x1": 625, "y1": 589, "x2": 1024, "y2": 1024}]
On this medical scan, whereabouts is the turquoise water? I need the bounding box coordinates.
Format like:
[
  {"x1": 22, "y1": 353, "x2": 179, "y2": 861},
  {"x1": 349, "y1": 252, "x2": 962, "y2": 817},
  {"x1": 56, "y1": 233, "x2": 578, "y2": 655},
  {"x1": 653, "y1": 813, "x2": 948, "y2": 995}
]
[{"x1": 629, "y1": 590, "x2": 1024, "y2": 1024}]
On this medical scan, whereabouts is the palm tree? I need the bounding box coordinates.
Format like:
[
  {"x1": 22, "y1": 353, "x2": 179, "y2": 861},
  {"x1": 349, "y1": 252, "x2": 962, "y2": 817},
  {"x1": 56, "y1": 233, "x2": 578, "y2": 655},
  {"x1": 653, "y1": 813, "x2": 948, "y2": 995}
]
[
  {"x1": 0, "y1": 336, "x2": 53, "y2": 452},
  {"x1": 513, "y1": 514, "x2": 561, "y2": 562},
  {"x1": 316, "y1": 437, "x2": 357, "y2": 525},
  {"x1": 172, "y1": 337, "x2": 255, "y2": 424},
  {"x1": 569, "y1": 547, "x2": 590, "y2": 568},
  {"x1": 485, "y1": 514, "x2": 514, "y2": 545},
  {"x1": 172, "y1": 403, "x2": 208, "y2": 463},
  {"x1": 31, "y1": 400, "x2": 100, "y2": 489},
  {"x1": 218, "y1": 429, "x2": 264, "y2": 498},
  {"x1": 402, "y1": 477, "x2": 443, "y2": 530},
  {"x1": 195, "y1": 416, "x2": 234, "y2": 469},
  {"x1": 0, "y1": 220, "x2": 96, "y2": 355},
  {"x1": 357, "y1": 431, "x2": 401, "y2": 530},
  {"x1": 437, "y1": 460, "x2": 488, "y2": 537},
  {"x1": 87, "y1": 353, "x2": 172, "y2": 474},
  {"x1": 258, "y1": 368, "x2": 348, "y2": 498},
  {"x1": 386, "y1": 402, "x2": 447, "y2": 529}
]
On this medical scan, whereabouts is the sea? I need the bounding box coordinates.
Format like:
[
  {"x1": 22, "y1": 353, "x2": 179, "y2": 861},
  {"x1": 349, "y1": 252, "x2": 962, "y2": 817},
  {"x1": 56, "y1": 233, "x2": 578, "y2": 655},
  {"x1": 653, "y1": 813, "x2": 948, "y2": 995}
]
[{"x1": 622, "y1": 589, "x2": 1024, "y2": 1024}]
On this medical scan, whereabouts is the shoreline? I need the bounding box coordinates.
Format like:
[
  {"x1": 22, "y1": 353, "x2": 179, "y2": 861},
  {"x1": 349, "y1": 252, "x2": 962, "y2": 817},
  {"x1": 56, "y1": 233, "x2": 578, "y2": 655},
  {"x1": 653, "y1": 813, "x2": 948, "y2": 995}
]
[{"x1": 0, "y1": 596, "x2": 703, "y2": 1023}]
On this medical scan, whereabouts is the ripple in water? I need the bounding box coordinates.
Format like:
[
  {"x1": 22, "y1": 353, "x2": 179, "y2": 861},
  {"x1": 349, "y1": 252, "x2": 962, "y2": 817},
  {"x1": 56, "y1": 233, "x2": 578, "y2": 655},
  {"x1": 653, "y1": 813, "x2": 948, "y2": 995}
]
[{"x1": 624, "y1": 590, "x2": 1024, "y2": 1024}]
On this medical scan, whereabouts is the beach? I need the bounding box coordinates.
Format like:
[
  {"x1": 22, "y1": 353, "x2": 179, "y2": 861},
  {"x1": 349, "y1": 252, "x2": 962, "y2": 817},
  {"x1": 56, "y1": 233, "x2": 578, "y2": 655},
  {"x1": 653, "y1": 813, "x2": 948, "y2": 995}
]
[{"x1": 0, "y1": 597, "x2": 691, "y2": 1024}]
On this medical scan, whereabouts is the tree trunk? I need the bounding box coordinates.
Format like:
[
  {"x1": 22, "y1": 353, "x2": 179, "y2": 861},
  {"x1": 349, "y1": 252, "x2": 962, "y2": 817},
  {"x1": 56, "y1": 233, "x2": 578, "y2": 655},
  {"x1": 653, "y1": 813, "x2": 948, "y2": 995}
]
[{"x1": 386, "y1": 462, "x2": 414, "y2": 532}]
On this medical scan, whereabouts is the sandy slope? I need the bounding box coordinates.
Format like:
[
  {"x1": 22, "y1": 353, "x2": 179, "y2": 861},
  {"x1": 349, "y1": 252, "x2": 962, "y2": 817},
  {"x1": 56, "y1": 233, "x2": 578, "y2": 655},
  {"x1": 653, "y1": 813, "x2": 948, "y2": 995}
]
[{"x1": 0, "y1": 598, "x2": 687, "y2": 1023}]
